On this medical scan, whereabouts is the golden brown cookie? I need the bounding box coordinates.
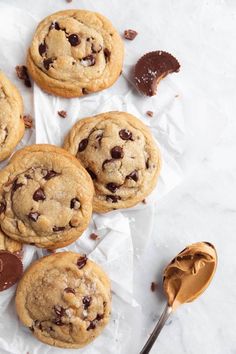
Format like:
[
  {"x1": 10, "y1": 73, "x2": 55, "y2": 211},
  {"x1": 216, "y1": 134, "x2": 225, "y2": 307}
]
[
  {"x1": 64, "y1": 112, "x2": 161, "y2": 212},
  {"x1": 0, "y1": 71, "x2": 25, "y2": 161},
  {"x1": 0, "y1": 227, "x2": 22, "y2": 254},
  {"x1": 27, "y1": 10, "x2": 124, "y2": 97},
  {"x1": 15, "y1": 252, "x2": 111, "y2": 348},
  {"x1": 0, "y1": 145, "x2": 94, "y2": 249}
]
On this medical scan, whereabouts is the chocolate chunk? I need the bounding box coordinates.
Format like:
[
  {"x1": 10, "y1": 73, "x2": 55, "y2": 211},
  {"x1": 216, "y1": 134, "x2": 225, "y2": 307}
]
[
  {"x1": 78, "y1": 138, "x2": 88, "y2": 152},
  {"x1": 58, "y1": 110, "x2": 67, "y2": 118},
  {"x1": 39, "y1": 42, "x2": 47, "y2": 56},
  {"x1": 80, "y1": 55, "x2": 96, "y2": 67},
  {"x1": 90, "y1": 233, "x2": 99, "y2": 240},
  {"x1": 53, "y1": 226, "x2": 65, "y2": 232},
  {"x1": 104, "y1": 48, "x2": 111, "y2": 62},
  {"x1": 86, "y1": 168, "x2": 97, "y2": 180},
  {"x1": 82, "y1": 88, "x2": 89, "y2": 95},
  {"x1": 124, "y1": 29, "x2": 138, "y2": 40},
  {"x1": 91, "y1": 43, "x2": 102, "y2": 53},
  {"x1": 106, "y1": 195, "x2": 121, "y2": 203},
  {"x1": 126, "y1": 170, "x2": 138, "y2": 182},
  {"x1": 151, "y1": 282, "x2": 158, "y2": 292},
  {"x1": 33, "y1": 188, "x2": 46, "y2": 202},
  {"x1": 64, "y1": 287, "x2": 75, "y2": 294},
  {"x1": 12, "y1": 179, "x2": 23, "y2": 193},
  {"x1": 82, "y1": 296, "x2": 92, "y2": 309},
  {"x1": 96, "y1": 313, "x2": 104, "y2": 321},
  {"x1": 68, "y1": 34, "x2": 80, "y2": 46},
  {"x1": 70, "y1": 198, "x2": 80, "y2": 209},
  {"x1": 23, "y1": 114, "x2": 33, "y2": 128},
  {"x1": 50, "y1": 22, "x2": 60, "y2": 30},
  {"x1": 77, "y1": 254, "x2": 87, "y2": 269},
  {"x1": 87, "y1": 321, "x2": 96, "y2": 331},
  {"x1": 28, "y1": 212, "x2": 40, "y2": 222},
  {"x1": 110, "y1": 146, "x2": 124, "y2": 159},
  {"x1": 25, "y1": 174, "x2": 32, "y2": 179},
  {"x1": 44, "y1": 170, "x2": 60, "y2": 180},
  {"x1": 0, "y1": 251, "x2": 23, "y2": 291},
  {"x1": 204, "y1": 242, "x2": 215, "y2": 249},
  {"x1": 106, "y1": 183, "x2": 120, "y2": 193},
  {"x1": 54, "y1": 305, "x2": 65, "y2": 317},
  {"x1": 146, "y1": 159, "x2": 150, "y2": 169},
  {"x1": 15, "y1": 65, "x2": 31, "y2": 88},
  {"x1": 102, "y1": 159, "x2": 114, "y2": 170},
  {"x1": 134, "y1": 51, "x2": 180, "y2": 96},
  {"x1": 0, "y1": 201, "x2": 6, "y2": 214},
  {"x1": 146, "y1": 110, "x2": 154, "y2": 117},
  {"x1": 119, "y1": 129, "x2": 132, "y2": 140},
  {"x1": 43, "y1": 58, "x2": 54, "y2": 70}
]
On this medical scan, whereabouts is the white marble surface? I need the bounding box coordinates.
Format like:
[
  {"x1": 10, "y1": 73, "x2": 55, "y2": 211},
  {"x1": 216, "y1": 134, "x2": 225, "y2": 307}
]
[{"x1": 2, "y1": 0, "x2": 236, "y2": 353}]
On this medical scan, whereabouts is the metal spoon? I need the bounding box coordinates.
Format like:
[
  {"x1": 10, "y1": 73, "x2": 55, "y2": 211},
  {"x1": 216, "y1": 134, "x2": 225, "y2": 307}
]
[{"x1": 140, "y1": 242, "x2": 217, "y2": 354}]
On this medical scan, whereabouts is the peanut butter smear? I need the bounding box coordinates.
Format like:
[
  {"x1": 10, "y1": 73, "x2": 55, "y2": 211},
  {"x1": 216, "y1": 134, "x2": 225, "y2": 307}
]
[{"x1": 163, "y1": 242, "x2": 217, "y2": 310}]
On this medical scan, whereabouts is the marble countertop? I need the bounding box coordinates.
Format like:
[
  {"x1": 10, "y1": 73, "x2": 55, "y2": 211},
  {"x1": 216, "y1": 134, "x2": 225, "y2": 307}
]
[{"x1": 4, "y1": 0, "x2": 236, "y2": 353}]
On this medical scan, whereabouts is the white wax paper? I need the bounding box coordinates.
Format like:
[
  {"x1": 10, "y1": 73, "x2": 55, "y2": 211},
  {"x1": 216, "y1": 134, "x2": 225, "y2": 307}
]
[{"x1": 0, "y1": 1, "x2": 227, "y2": 354}]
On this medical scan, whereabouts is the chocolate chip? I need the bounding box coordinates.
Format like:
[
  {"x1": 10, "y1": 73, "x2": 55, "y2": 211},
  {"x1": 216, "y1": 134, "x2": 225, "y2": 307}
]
[
  {"x1": 106, "y1": 183, "x2": 120, "y2": 193},
  {"x1": 82, "y1": 88, "x2": 89, "y2": 95},
  {"x1": 124, "y1": 29, "x2": 138, "y2": 40},
  {"x1": 90, "y1": 233, "x2": 99, "y2": 240},
  {"x1": 80, "y1": 55, "x2": 96, "y2": 67},
  {"x1": 15, "y1": 65, "x2": 31, "y2": 88},
  {"x1": 25, "y1": 174, "x2": 32, "y2": 179},
  {"x1": 50, "y1": 22, "x2": 60, "y2": 30},
  {"x1": 146, "y1": 159, "x2": 150, "y2": 169},
  {"x1": 70, "y1": 198, "x2": 80, "y2": 209},
  {"x1": 104, "y1": 48, "x2": 111, "y2": 62},
  {"x1": 78, "y1": 138, "x2": 88, "y2": 152},
  {"x1": 82, "y1": 296, "x2": 92, "y2": 309},
  {"x1": 151, "y1": 282, "x2": 158, "y2": 292},
  {"x1": 77, "y1": 254, "x2": 87, "y2": 269},
  {"x1": 24, "y1": 79, "x2": 31, "y2": 88},
  {"x1": 134, "y1": 51, "x2": 180, "y2": 96},
  {"x1": 12, "y1": 179, "x2": 23, "y2": 192},
  {"x1": 68, "y1": 34, "x2": 80, "y2": 46},
  {"x1": 28, "y1": 212, "x2": 40, "y2": 222},
  {"x1": 53, "y1": 226, "x2": 65, "y2": 232},
  {"x1": 44, "y1": 170, "x2": 60, "y2": 180},
  {"x1": 119, "y1": 129, "x2": 132, "y2": 140},
  {"x1": 87, "y1": 321, "x2": 96, "y2": 330},
  {"x1": 102, "y1": 159, "x2": 114, "y2": 170},
  {"x1": 86, "y1": 168, "x2": 97, "y2": 180},
  {"x1": 106, "y1": 195, "x2": 121, "y2": 203},
  {"x1": 43, "y1": 58, "x2": 54, "y2": 70},
  {"x1": 54, "y1": 305, "x2": 65, "y2": 317},
  {"x1": 110, "y1": 146, "x2": 124, "y2": 159},
  {"x1": 64, "y1": 287, "x2": 75, "y2": 294},
  {"x1": 126, "y1": 170, "x2": 138, "y2": 182},
  {"x1": 0, "y1": 201, "x2": 6, "y2": 214},
  {"x1": 33, "y1": 188, "x2": 46, "y2": 202},
  {"x1": 39, "y1": 42, "x2": 47, "y2": 56},
  {"x1": 96, "y1": 313, "x2": 104, "y2": 321},
  {"x1": 146, "y1": 110, "x2": 154, "y2": 117},
  {"x1": 58, "y1": 110, "x2": 67, "y2": 118}
]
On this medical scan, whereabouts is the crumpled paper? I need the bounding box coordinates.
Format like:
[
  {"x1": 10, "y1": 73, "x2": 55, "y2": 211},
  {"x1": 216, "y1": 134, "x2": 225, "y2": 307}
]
[{"x1": 0, "y1": 2, "x2": 227, "y2": 354}]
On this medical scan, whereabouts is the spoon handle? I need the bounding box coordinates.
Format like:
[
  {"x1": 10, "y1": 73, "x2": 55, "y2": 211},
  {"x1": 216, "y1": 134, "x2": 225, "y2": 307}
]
[{"x1": 140, "y1": 304, "x2": 172, "y2": 354}]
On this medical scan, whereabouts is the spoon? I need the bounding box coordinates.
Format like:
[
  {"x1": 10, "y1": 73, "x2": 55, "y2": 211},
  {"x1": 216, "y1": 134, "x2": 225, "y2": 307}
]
[{"x1": 140, "y1": 241, "x2": 217, "y2": 354}]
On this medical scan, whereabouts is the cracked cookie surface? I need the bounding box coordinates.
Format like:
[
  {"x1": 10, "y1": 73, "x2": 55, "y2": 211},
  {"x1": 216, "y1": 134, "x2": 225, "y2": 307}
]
[
  {"x1": 27, "y1": 10, "x2": 124, "y2": 97},
  {"x1": 0, "y1": 145, "x2": 93, "y2": 249},
  {"x1": 15, "y1": 252, "x2": 111, "y2": 348},
  {"x1": 0, "y1": 71, "x2": 25, "y2": 161},
  {"x1": 64, "y1": 112, "x2": 161, "y2": 212}
]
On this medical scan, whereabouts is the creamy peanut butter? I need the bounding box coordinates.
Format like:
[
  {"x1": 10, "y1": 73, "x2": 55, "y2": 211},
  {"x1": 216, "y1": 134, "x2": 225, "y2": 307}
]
[{"x1": 163, "y1": 242, "x2": 217, "y2": 310}]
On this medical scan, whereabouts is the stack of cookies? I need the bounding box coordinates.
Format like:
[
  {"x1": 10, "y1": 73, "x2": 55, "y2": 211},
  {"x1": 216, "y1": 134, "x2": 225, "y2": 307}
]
[{"x1": 0, "y1": 9, "x2": 163, "y2": 349}]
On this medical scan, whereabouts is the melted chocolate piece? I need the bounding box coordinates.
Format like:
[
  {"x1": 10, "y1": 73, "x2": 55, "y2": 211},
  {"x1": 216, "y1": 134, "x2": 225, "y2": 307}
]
[
  {"x1": 68, "y1": 34, "x2": 81, "y2": 46},
  {"x1": 28, "y1": 212, "x2": 40, "y2": 222},
  {"x1": 53, "y1": 226, "x2": 65, "y2": 232},
  {"x1": 12, "y1": 179, "x2": 23, "y2": 193},
  {"x1": 82, "y1": 88, "x2": 89, "y2": 95},
  {"x1": 78, "y1": 138, "x2": 88, "y2": 152},
  {"x1": 82, "y1": 295, "x2": 92, "y2": 309},
  {"x1": 44, "y1": 170, "x2": 60, "y2": 180},
  {"x1": 0, "y1": 251, "x2": 23, "y2": 291},
  {"x1": 104, "y1": 48, "x2": 111, "y2": 62},
  {"x1": 39, "y1": 42, "x2": 47, "y2": 56},
  {"x1": 77, "y1": 255, "x2": 87, "y2": 269},
  {"x1": 80, "y1": 55, "x2": 96, "y2": 67},
  {"x1": 87, "y1": 321, "x2": 96, "y2": 330},
  {"x1": 134, "y1": 51, "x2": 180, "y2": 96},
  {"x1": 102, "y1": 159, "x2": 114, "y2": 170},
  {"x1": 110, "y1": 146, "x2": 124, "y2": 159},
  {"x1": 106, "y1": 183, "x2": 120, "y2": 193},
  {"x1": 50, "y1": 22, "x2": 60, "y2": 30},
  {"x1": 106, "y1": 195, "x2": 121, "y2": 203},
  {"x1": 126, "y1": 170, "x2": 138, "y2": 182},
  {"x1": 96, "y1": 313, "x2": 104, "y2": 321},
  {"x1": 64, "y1": 287, "x2": 75, "y2": 294},
  {"x1": 70, "y1": 197, "x2": 80, "y2": 209},
  {"x1": 146, "y1": 159, "x2": 150, "y2": 169},
  {"x1": 43, "y1": 58, "x2": 54, "y2": 70},
  {"x1": 124, "y1": 29, "x2": 138, "y2": 40},
  {"x1": 119, "y1": 129, "x2": 133, "y2": 140},
  {"x1": 33, "y1": 188, "x2": 46, "y2": 201},
  {"x1": 54, "y1": 305, "x2": 65, "y2": 317},
  {"x1": 0, "y1": 201, "x2": 6, "y2": 214},
  {"x1": 86, "y1": 168, "x2": 97, "y2": 180}
]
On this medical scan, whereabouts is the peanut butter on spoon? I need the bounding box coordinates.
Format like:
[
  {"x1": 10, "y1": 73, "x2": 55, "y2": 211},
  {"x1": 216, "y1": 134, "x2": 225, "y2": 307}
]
[{"x1": 140, "y1": 242, "x2": 217, "y2": 354}]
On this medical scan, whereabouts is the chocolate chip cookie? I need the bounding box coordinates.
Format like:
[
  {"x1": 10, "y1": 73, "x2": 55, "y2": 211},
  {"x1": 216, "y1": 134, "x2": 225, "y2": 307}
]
[
  {"x1": 0, "y1": 227, "x2": 22, "y2": 254},
  {"x1": 27, "y1": 10, "x2": 124, "y2": 97},
  {"x1": 0, "y1": 145, "x2": 94, "y2": 249},
  {"x1": 0, "y1": 71, "x2": 25, "y2": 161},
  {"x1": 16, "y1": 252, "x2": 111, "y2": 348},
  {"x1": 64, "y1": 112, "x2": 161, "y2": 212}
]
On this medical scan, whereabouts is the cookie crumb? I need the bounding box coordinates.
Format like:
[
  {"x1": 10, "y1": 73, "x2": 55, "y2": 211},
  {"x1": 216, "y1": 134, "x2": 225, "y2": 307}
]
[
  {"x1": 58, "y1": 110, "x2": 67, "y2": 118},
  {"x1": 146, "y1": 111, "x2": 154, "y2": 117},
  {"x1": 151, "y1": 282, "x2": 158, "y2": 292},
  {"x1": 124, "y1": 29, "x2": 138, "y2": 40},
  {"x1": 23, "y1": 115, "x2": 33, "y2": 129},
  {"x1": 15, "y1": 65, "x2": 31, "y2": 88},
  {"x1": 90, "y1": 233, "x2": 99, "y2": 240},
  {"x1": 142, "y1": 199, "x2": 147, "y2": 204}
]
